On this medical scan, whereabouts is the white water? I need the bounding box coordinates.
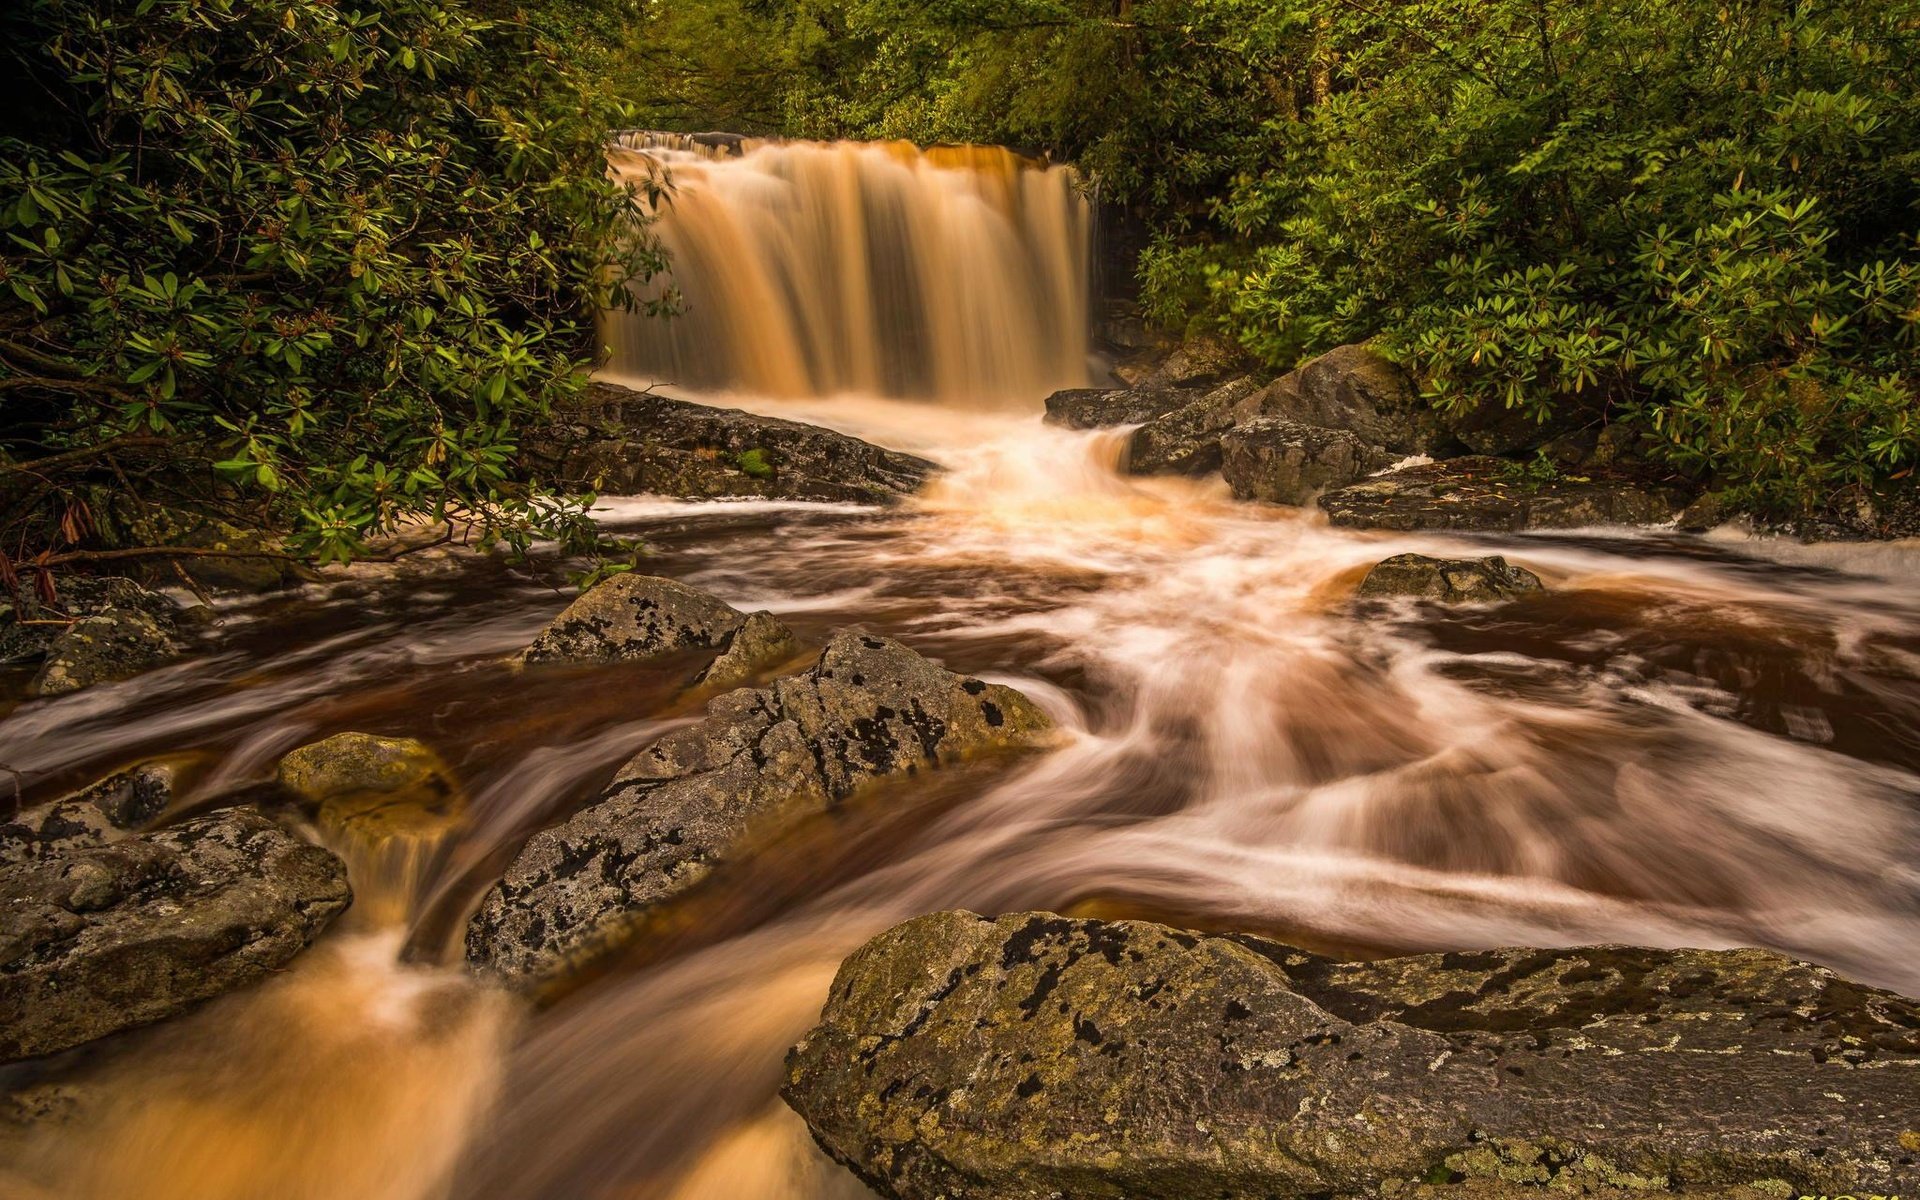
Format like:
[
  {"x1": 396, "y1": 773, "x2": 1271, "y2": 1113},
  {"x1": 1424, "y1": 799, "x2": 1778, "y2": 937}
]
[{"x1": 4, "y1": 144, "x2": 1920, "y2": 1200}]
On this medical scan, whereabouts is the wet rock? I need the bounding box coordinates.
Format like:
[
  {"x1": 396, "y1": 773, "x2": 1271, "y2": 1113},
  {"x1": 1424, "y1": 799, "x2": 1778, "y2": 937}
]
[
  {"x1": 1, "y1": 762, "x2": 179, "y2": 865},
  {"x1": 523, "y1": 382, "x2": 936, "y2": 504},
  {"x1": 467, "y1": 632, "x2": 1052, "y2": 986},
  {"x1": 116, "y1": 506, "x2": 308, "y2": 593},
  {"x1": 276, "y1": 733, "x2": 453, "y2": 805},
  {"x1": 520, "y1": 573, "x2": 754, "y2": 667},
  {"x1": 1356, "y1": 553, "x2": 1545, "y2": 604},
  {"x1": 1257, "y1": 343, "x2": 1445, "y2": 454},
  {"x1": 4, "y1": 578, "x2": 196, "y2": 697},
  {"x1": 784, "y1": 911, "x2": 1920, "y2": 1200},
  {"x1": 1042, "y1": 386, "x2": 1193, "y2": 430},
  {"x1": 0, "y1": 809, "x2": 351, "y2": 1062},
  {"x1": 694, "y1": 610, "x2": 799, "y2": 690},
  {"x1": 1112, "y1": 334, "x2": 1248, "y2": 391},
  {"x1": 1319, "y1": 457, "x2": 1692, "y2": 532},
  {"x1": 1220, "y1": 418, "x2": 1397, "y2": 506},
  {"x1": 29, "y1": 606, "x2": 187, "y2": 698},
  {"x1": 1124, "y1": 376, "x2": 1267, "y2": 476}
]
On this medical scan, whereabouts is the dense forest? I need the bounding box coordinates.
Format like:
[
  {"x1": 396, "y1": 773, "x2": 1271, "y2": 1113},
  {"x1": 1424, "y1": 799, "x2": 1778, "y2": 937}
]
[{"x1": 3, "y1": 0, "x2": 1919, "y2": 579}]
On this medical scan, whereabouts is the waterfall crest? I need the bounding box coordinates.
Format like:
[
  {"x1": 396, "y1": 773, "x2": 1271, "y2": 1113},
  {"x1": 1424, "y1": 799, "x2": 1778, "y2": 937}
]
[{"x1": 602, "y1": 137, "x2": 1092, "y2": 405}]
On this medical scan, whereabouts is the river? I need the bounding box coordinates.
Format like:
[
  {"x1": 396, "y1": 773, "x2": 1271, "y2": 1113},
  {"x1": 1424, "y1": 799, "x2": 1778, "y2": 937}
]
[{"x1": 1, "y1": 140, "x2": 1917, "y2": 1200}]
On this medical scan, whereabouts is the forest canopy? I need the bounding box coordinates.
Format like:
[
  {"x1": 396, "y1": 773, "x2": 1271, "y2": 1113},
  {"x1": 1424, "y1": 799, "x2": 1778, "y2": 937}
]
[{"x1": 635, "y1": 0, "x2": 1920, "y2": 518}]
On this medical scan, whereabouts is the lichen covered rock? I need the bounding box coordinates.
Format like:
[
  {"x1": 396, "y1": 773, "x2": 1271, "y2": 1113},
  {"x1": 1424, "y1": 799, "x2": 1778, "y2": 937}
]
[
  {"x1": 0, "y1": 809, "x2": 351, "y2": 1062},
  {"x1": 784, "y1": 911, "x2": 1920, "y2": 1200},
  {"x1": 522, "y1": 382, "x2": 936, "y2": 504},
  {"x1": 276, "y1": 732, "x2": 453, "y2": 804},
  {"x1": 1356, "y1": 553, "x2": 1546, "y2": 604},
  {"x1": 13, "y1": 578, "x2": 198, "y2": 697},
  {"x1": 1319, "y1": 457, "x2": 1692, "y2": 532},
  {"x1": 467, "y1": 632, "x2": 1052, "y2": 986},
  {"x1": 693, "y1": 610, "x2": 800, "y2": 690},
  {"x1": 520, "y1": 573, "x2": 753, "y2": 667},
  {"x1": 1221, "y1": 417, "x2": 1396, "y2": 506},
  {"x1": 0, "y1": 762, "x2": 179, "y2": 865},
  {"x1": 1257, "y1": 343, "x2": 1444, "y2": 455}
]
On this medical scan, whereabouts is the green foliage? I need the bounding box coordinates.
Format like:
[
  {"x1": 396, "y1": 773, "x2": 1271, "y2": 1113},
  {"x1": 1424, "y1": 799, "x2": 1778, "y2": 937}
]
[
  {"x1": 735, "y1": 447, "x2": 775, "y2": 479},
  {"x1": 1140, "y1": 0, "x2": 1920, "y2": 517},
  {"x1": 0, "y1": 0, "x2": 667, "y2": 568}
]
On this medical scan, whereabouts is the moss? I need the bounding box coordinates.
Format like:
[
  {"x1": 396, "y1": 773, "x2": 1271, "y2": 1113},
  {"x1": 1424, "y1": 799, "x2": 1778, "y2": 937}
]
[{"x1": 736, "y1": 447, "x2": 775, "y2": 478}]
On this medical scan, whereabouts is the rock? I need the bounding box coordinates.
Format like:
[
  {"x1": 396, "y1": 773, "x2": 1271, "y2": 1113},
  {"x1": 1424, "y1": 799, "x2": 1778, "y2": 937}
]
[
  {"x1": 1, "y1": 577, "x2": 184, "y2": 669},
  {"x1": 467, "y1": 632, "x2": 1052, "y2": 986},
  {"x1": 276, "y1": 732, "x2": 453, "y2": 805},
  {"x1": 115, "y1": 506, "x2": 307, "y2": 593},
  {"x1": 1356, "y1": 553, "x2": 1545, "y2": 604},
  {"x1": 522, "y1": 382, "x2": 936, "y2": 504},
  {"x1": 784, "y1": 911, "x2": 1920, "y2": 1200},
  {"x1": 1677, "y1": 492, "x2": 1733, "y2": 533},
  {"x1": 1220, "y1": 418, "x2": 1397, "y2": 505},
  {"x1": 0, "y1": 762, "x2": 178, "y2": 865},
  {"x1": 1042, "y1": 386, "x2": 1192, "y2": 430},
  {"x1": 520, "y1": 573, "x2": 753, "y2": 667},
  {"x1": 694, "y1": 610, "x2": 799, "y2": 690},
  {"x1": 1319, "y1": 457, "x2": 1692, "y2": 532},
  {"x1": 29, "y1": 605, "x2": 187, "y2": 697},
  {"x1": 1257, "y1": 343, "x2": 1445, "y2": 454},
  {"x1": 0, "y1": 809, "x2": 351, "y2": 1062},
  {"x1": 1124, "y1": 376, "x2": 1267, "y2": 476},
  {"x1": 1440, "y1": 390, "x2": 1593, "y2": 457}
]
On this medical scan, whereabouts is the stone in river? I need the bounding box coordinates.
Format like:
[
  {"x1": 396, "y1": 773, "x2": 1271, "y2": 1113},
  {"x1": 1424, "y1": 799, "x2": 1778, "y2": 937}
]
[{"x1": 1355, "y1": 553, "x2": 1546, "y2": 604}]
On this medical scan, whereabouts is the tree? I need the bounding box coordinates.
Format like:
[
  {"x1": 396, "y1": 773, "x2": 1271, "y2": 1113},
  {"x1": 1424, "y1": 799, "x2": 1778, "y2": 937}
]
[{"x1": 0, "y1": 0, "x2": 666, "y2": 577}]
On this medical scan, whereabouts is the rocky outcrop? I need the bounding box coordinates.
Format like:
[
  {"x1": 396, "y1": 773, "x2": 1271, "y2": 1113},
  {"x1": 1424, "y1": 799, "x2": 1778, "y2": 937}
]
[
  {"x1": 3, "y1": 577, "x2": 202, "y2": 697},
  {"x1": 1320, "y1": 458, "x2": 1692, "y2": 532},
  {"x1": 522, "y1": 382, "x2": 936, "y2": 504},
  {"x1": 467, "y1": 633, "x2": 1052, "y2": 986},
  {"x1": 0, "y1": 809, "x2": 351, "y2": 1062},
  {"x1": 1124, "y1": 377, "x2": 1266, "y2": 476},
  {"x1": 1043, "y1": 386, "x2": 1193, "y2": 430},
  {"x1": 1257, "y1": 344, "x2": 1444, "y2": 455},
  {"x1": 1221, "y1": 418, "x2": 1397, "y2": 506},
  {"x1": 1356, "y1": 553, "x2": 1546, "y2": 604},
  {"x1": 785, "y1": 911, "x2": 1920, "y2": 1200},
  {"x1": 1, "y1": 762, "x2": 177, "y2": 865}
]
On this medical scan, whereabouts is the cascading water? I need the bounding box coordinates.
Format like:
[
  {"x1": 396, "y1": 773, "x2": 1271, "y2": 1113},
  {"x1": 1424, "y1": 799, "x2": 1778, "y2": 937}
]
[
  {"x1": 4, "y1": 140, "x2": 1920, "y2": 1200},
  {"x1": 600, "y1": 136, "x2": 1093, "y2": 403}
]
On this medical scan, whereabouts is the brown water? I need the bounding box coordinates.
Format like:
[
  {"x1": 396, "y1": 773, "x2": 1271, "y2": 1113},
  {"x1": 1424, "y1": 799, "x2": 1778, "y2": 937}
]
[
  {"x1": 4, "y1": 146, "x2": 1920, "y2": 1198},
  {"x1": 3, "y1": 399, "x2": 1919, "y2": 1200}
]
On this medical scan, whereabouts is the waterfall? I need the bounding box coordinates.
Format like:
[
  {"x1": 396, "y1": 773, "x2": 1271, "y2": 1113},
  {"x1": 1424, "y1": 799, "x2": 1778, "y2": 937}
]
[{"x1": 601, "y1": 137, "x2": 1093, "y2": 405}]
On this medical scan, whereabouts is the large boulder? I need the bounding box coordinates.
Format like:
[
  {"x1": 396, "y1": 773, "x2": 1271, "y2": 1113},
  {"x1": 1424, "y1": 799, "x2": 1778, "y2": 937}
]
[
  {"x1": 1043, "y1": 386, "x2": 1193, "y2": 430},
  {"x1": 1356, "y1": 553, "x2": 1546, "y2": 604},
  {"x1": 1220, "y1": 418, "x2": 1397, "y2": 506},
  {"x1": 522, "y1": 382, "x2": 936, "y2": 504},
  {"x1": 1124, "y1": 377, "x2": 1266, "y2": 476},
  {"x1": 1319, "y1": 457, "x2": 1692, "y2": 532},
  {"x1": 1, "y1": 762, "x2": 178, "y2": 865},
  {"x1": 467, "y1": 632, "x2": 1053, "y2": 986},
  {"x1": 1257, "y1": 344, "x2": 1445, "y2": 455},
  {"x1": 0, "y1": 809, "x2": 351, "y2": 1062},
  {"x1": 784, "y1": 911, "x2": 1920, "y2": 1200},
  {"x1": 276, "y1": 732, "x2": 452, "y2": 804}
]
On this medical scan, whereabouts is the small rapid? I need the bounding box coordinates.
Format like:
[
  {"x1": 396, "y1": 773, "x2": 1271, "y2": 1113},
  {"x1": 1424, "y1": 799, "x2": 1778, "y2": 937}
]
[{"x1": 5, "y1": 395, "x2": 1917, "y2": 1200}]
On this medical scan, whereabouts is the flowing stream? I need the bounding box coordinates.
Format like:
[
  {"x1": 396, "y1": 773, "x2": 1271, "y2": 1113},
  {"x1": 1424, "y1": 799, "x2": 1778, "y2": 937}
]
[{"x1": 3, "y1": 142, "x2": 1920, "y2": 1200}]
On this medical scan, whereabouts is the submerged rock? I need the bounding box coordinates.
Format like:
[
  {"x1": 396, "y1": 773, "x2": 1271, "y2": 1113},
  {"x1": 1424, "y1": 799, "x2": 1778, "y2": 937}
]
[
  {"x1": 1319, "y1": 457, "x2": 1692, "y2": 532},
  {"x1": 522, "y1": 382, "x2": 936, "y2": 504},
  {"x1": 520, "y1": 574, "x2": 758, "y2": 667},
  {"x1": 784, "y1": 911, "x2": 1920, "y2": 1200},
  {"x1": 1042, "y1": 386, "x2": 1193, "y2": 430},
  {"x1": 0, "y1": 809, "x2": 351, "y2": 1062},
  {"x1": 1356, "y1": 553, "x2": 1545, "y2": 604},
  {"x1": 1124, "y1": 376, "x2": 1266, "y2": 476},
  {"x1": 467, "y1": 632, "x2": 1052, "y2": 986},
  {"x1": 1220, "y1": 418, "x2": 1396, "y2": 506},
  {"x1": 1, "y1": 762, "x2": 179, "y2": 865}
]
